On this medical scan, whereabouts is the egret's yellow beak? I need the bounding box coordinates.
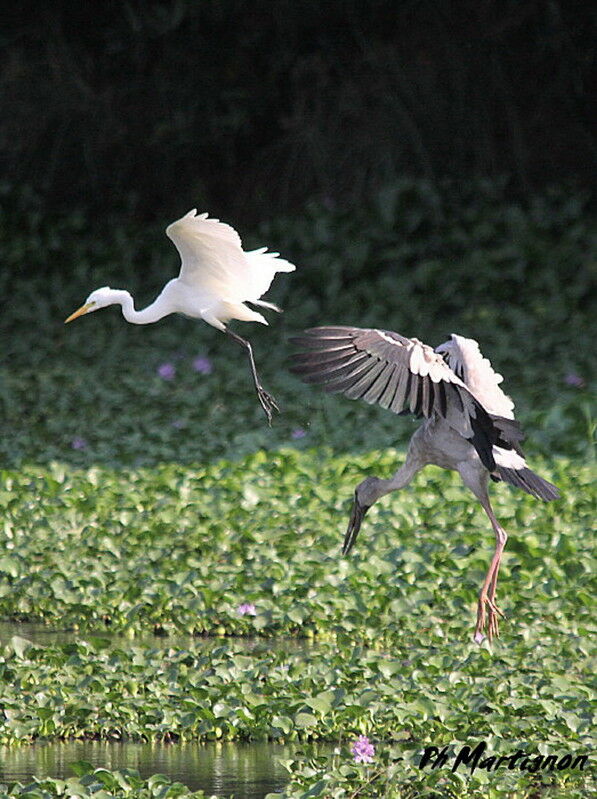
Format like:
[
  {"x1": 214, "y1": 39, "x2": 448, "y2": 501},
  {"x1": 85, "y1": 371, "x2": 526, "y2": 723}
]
[{"x1": 64, "y1": 302, "x2": 94, "y2": 324}]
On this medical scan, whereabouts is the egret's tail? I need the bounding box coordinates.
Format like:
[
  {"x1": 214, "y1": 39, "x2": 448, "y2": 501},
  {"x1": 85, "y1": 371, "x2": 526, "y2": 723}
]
[
  {"x1": 221, "y1": 301, "x2": 268, "y2": 326},
  {"x1": 252, "y1": 299, "x2": 282, "y2": 313}
]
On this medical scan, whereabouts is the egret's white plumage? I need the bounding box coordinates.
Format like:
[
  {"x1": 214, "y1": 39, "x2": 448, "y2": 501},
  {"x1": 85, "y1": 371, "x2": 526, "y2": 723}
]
[
  {"x1": 66, "y1": 210, "x2": 296, "y2": 422},
  {"x1": 165, "y1": 210, "x2": 295, "y2": 330},
  {"x1": 291, "y1": 325, "x2": 559, "y2": 642}
]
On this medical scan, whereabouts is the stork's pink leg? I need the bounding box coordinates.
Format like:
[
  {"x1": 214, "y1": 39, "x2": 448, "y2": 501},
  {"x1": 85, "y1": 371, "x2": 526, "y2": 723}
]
[
  {"x1": 457, "y1": 466, "x2": 509, "y2": 643},
  {"x1": 474, "y1": 500, "x2": 508, "y2": 642}
]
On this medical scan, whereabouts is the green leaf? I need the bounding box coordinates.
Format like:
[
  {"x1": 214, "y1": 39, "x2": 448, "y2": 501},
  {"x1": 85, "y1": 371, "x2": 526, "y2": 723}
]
[
  {"x1": 294, "y1": 712, "x2": 318, "y2": 728},
  {"x1": 8, "y1": 635, "x2": 36, "y2": 658}
]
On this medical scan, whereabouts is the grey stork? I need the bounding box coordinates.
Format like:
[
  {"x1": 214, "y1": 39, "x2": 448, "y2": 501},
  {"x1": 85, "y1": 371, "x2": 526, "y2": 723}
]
[{"x1": 291, "y1": 326, "x2": 559, "y2": 642}]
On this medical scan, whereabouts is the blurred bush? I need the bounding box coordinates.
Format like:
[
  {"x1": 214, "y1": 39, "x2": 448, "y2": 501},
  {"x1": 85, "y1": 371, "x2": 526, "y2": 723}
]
[
  {"x1": 0, "y1": 1, "x2": 594, "y2": 220},
  {"x1": 0, "y1": 177, "x2": 594, "y2": 466}
]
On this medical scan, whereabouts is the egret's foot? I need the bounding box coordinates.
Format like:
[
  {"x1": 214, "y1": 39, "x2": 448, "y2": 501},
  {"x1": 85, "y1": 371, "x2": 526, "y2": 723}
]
[
  {"x1": 257, "y1": 386, "x2": 279, "y2": 425},
  {"x1": 474, "y1": 593, "x2": 506, "y2": 643}
]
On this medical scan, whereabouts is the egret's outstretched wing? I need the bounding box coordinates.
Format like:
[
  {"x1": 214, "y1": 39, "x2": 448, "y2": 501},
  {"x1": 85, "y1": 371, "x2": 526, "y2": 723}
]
[
  {"x1": 244, "y1": 247, "x2": 295, "y2": 303},
  {"x1": 291, "y1": 326, "x2": 498, "y2": 471},
  {"x1": 166, "y1": 210, "x2": 247, "y2": 299},
  {"x1": 435, "y1": 334, "x2": 515, "y2": 419},
  {"x1": 166, "y1": 210, "x2": 294, "y2": 303}
]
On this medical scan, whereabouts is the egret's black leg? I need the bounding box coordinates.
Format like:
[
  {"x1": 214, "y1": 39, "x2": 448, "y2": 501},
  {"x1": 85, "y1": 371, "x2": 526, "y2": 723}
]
[{"x1": 226, "y1": 329, "x2": 279, "y2": 424}]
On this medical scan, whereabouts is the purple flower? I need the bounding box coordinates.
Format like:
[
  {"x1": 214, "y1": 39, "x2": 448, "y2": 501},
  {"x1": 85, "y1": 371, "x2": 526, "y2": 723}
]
[
  {"x1": 564, "y1": 373, "x2": 585, "y2": 388},
  {"x1": 157, "y1": 362, "x2": 176, "y2": 380},
  {"x1": 71, "y1": 436, "x2": 88, "y2": 451},
  {"x1": 291, "y1": 428, "x2": 307, "y2": 440},
  {"x1": 171, "y1": 419, "x2": 185, "y2": 429},
  {"x1": 192, "y1": 356, "x2": 213, "y2": 375},
  {"x1": 237, "y1": 603, "x2": 257, "y2": 617},
  {"x1": 351, "y1": 735, "x2": 375, "y2": 764}
]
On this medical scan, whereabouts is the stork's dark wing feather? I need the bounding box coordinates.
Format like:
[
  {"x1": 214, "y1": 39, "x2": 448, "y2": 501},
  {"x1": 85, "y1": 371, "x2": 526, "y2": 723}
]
[
  {"x1": 489, "y1": 414, "x2": 525, "y2": 456},
  {"x1": 291, "y1": 326, "x2": 499, "y2": 471}
]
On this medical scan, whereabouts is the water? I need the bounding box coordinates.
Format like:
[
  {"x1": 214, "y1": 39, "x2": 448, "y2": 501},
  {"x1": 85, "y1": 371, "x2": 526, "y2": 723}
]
[
  {"x1": 0, "y1": 622, "x2": 328, "y2": 797},
  {"x1": 0, "y1": 621, "x2": 314, "y2": 653},
  {"x1": 0, "y1": 621, "x2": 94, "y2": 648},
  {"x1": 0, "y1": 740, "x2": 327, "y2": 798}
]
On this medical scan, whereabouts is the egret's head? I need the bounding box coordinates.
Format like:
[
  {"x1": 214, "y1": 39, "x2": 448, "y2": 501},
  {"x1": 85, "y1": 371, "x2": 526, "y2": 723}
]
[
  {"x1": 343, "y1": 476, "x2": 384, "y2": 556},
  {"x1": 64, "y1": 286, "x2": 114, "y2": 323}
]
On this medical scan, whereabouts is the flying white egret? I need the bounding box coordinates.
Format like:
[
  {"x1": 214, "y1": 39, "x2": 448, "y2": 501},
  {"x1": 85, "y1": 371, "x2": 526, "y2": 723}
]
[
  {"x1": 65, "y1": 210, "x2": 296, "y2": 423},
  {"x1": 291, "y1": 326, "x2": 559, "y2": 642}
]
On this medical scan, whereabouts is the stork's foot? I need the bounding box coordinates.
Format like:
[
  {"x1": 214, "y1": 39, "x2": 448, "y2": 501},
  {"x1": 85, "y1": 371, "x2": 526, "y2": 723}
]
[
  {"x1": 257, "y1": 386, "x2": 280, "y2": 425},
  {"x1": 474, "y1": 593, "x2": 506, "y2": 643}
]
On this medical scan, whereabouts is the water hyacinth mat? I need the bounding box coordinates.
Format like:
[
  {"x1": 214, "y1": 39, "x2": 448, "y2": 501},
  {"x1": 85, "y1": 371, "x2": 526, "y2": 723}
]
[{"x1": 0, "y1": 449, "x2": 594, "y2": 797}]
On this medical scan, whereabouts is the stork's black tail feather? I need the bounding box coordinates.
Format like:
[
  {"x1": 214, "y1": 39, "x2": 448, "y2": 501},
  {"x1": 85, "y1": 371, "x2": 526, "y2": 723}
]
[
  {"x1": 493, "y1": 466, "x2": 560, "y2": 501},
  {"x1": 490, "y1": 414, "x2": 525, "y2": 455}
]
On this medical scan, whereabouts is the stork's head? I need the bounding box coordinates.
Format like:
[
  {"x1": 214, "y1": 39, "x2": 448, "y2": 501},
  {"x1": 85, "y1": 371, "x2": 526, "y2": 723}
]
[
  {"x1": 342, "y1": 476, "x2": 385, "y2": 556},
  {"x1": 64, "y1": 286, "x2": 115, "y2": 322}
]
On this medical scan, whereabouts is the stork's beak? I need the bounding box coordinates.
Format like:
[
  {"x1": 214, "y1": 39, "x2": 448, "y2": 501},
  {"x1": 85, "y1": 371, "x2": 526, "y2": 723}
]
[
  {"x1": 342, "y1": 492, "x2": 371, "y2": 556},
  {"x1": 64, "y1": 302, "x2": 94, "y2": 324}
]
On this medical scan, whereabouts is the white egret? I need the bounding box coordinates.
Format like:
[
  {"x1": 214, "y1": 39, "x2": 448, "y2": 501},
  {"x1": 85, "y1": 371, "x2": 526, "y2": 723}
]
[
  {"x1": 291, "y1": 326, "x2": 559, "y2": 642},
  {"x1": 65, "y1": 210, "x2": 296, "y2": 423}
]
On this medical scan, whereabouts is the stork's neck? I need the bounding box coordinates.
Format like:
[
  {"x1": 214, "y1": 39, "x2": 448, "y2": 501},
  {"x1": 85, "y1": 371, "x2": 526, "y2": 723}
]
[{"x1": 111, "y1": 290, "x2": 171, "y2": 325}]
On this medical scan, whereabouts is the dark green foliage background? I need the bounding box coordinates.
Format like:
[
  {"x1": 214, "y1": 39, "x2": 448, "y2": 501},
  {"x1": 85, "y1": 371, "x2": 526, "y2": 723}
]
[
  {"x1": 1, "y1": 1, "x2": 595, "y2": 222},
  {"x1": 1, "y1": 179, "x2": 594, "y2": 468}
]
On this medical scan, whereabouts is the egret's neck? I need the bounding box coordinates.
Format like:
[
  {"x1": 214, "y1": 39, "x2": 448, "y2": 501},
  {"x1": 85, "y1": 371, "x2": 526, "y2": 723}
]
[{"x1": 111, "y1": 290, "x2": 170, "y2": 325}]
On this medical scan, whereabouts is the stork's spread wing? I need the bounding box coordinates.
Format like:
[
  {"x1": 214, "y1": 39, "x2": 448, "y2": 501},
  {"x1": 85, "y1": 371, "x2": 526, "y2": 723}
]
[
  {"x1": 166, "y1": 210, "x2": 294, "y2": 303},
  {"x1": 435, "y1": 334, "x2": 515, "y2": 419},
  {"x1": 291, "y1": 326, "x2": 498, "y2": 471}
]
